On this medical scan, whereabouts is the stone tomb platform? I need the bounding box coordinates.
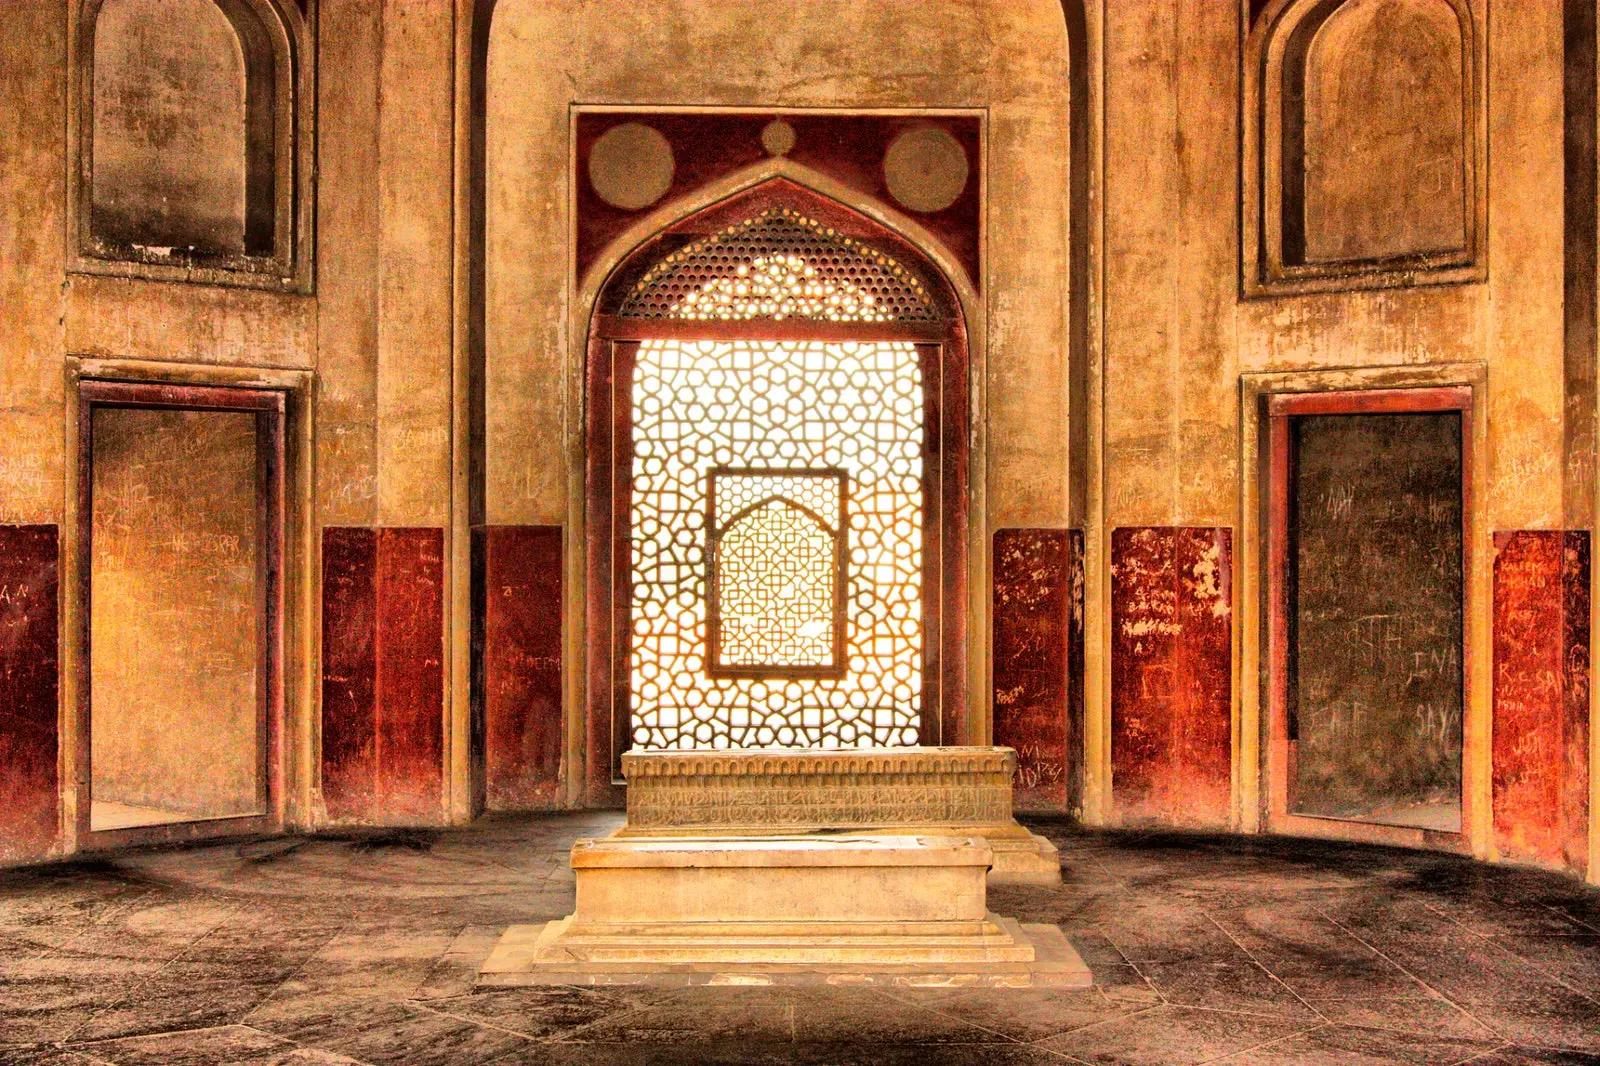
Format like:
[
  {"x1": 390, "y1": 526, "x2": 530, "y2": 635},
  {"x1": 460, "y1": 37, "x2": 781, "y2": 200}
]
[
  {"x1": 614, "y1": 747, "x2": 1062, "y2": 884},
  {"x1": 479, "y1": 834, "x2": 1090, "y2": 988}
]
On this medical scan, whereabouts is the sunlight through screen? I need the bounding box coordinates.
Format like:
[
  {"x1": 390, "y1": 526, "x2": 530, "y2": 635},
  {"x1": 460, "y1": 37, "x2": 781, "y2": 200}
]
[{"x1": 629, "y1": 338, "x2": 924, "y2": 750}]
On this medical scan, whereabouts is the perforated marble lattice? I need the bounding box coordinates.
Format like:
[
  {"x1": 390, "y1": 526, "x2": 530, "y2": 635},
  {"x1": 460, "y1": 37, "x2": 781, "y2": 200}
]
[
  {"x1": 708, "y1": 468, "x2": 846, "y2": 674},
  {"x1": 629, "y1": 338, "x2": 925, "y2": 750},
  {"x1": 619, "y1": 208, "x2": 938, "y2": 322}
]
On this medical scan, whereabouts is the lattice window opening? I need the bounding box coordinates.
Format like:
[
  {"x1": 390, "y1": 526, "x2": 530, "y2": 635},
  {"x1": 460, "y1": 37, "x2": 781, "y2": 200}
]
[
  {"x1": 618, "y1": 207, "x2": 940, "y2": 323},
  {"x1": 629, "y1": 338, "x2": 925, "y2": 751},
  {"x1": 708, "y1": 469, "x2": 847, "y2": 675},
  {"x1": 675, "y1": 255, "x2": 893, "y2": 322}
]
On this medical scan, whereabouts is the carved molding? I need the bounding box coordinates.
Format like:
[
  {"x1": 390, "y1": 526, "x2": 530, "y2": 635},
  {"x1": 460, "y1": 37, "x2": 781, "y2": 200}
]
[
  {"x1": 621, "y1": 747, "x2": 1018, "y2": 830},
  {"x1": 1243, "y1": 0, "x2": 1486, "y2": 297},
  {"x1": 622, "y1": 746, "x2": 1015, "y2": 778}
]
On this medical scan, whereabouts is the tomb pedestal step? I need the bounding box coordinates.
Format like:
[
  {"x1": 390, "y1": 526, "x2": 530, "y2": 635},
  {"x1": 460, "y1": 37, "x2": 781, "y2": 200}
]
[{"x1": 478, "y1": 834, "x2": 1090, "y2": 989}]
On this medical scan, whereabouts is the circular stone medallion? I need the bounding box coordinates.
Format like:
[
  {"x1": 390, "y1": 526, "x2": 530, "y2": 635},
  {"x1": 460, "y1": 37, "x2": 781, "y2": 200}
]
[
  {"x1": 588, "y1": 122, "x2": 675, "y2": 211},
  {"x1": 883, "y1": 127, "x2": 969, "y2": 214},
  {"x1": 761, "y1": 119, "x2": 797, "y2": 157}
]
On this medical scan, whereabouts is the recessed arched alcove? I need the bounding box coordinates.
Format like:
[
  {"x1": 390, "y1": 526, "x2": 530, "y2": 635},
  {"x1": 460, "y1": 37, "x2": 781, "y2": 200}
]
[
  {"x1": 71, "y1": 0, "x2": 311, "y2": 289},
  {"x1": 1293, "y1": 0, "x2": 1468, "y2": 264},
  {"x1": 471, "y1": 0, "x2": 1077, "y2": 816},
  {"x1": 581, "y1": 178, "x2": 972, "y2": 801},
  {"x1": 1244, "y1": 0, "x2": 1485, "y2": 294}
]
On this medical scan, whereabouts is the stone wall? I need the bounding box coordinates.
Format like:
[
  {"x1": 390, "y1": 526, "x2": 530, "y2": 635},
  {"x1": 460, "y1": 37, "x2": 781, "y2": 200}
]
[
  {"x1": 0, "y1": 0, "x2": 1593, "y2": 884},
  {"x1": 1094, "y1": 0, "x2": 1591, "y2": 882}
]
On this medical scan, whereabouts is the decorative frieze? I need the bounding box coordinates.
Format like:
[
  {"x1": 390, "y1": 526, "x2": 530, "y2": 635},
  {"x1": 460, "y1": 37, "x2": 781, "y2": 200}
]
[{"x1": 621, "y1": 747, "x2": 1017, "y2": 830}]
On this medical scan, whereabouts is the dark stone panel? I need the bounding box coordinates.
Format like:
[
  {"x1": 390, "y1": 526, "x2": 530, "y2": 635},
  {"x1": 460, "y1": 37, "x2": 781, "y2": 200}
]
[
  {"x1": 1110, "y1": 527, "x2": 1233, "y2": 827},
  {"x1": 1171, "y1": 528, "x2": 1234, "y2": 823},
  {"x1": 321, "y1": 528, "x2": 377, "y2": 821},
  {"x1": 0, "y1": 525, "x2": 60, "y2": 863},
  {"x1": 1492, "y1": 531, "x2": 1591, "y2": 874},
  {"x1": 1110, "y1": 528, "x2": 1177, "y2": 822},
  {"x1": 475, "y1": 526, "x2": 563, "y2": 811},
  {"x1": 374, "y1": 529, "x2": 445, "y2": 822},
  {"x1": 992, "y1": 529, "x2": 1071, "y2": 810},
  {"x1": 574, "y1": 113, "x2": 982, "y2": 290},
  {"x1": 1292, "y1": 413, "x2": 1463, "y2": 824}
]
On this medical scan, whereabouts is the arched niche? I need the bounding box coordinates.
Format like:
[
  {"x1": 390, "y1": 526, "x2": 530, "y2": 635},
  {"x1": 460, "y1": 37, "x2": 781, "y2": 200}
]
[
  {"x1": 1244, "y1": 0, "x2": 1485, "y2": 296},
  {"x1": 70, "y1": 0, "x2": 312, "y2": 290},
  {"x1": 582, "y1": 178, "x2": 972, "y2": 802}
]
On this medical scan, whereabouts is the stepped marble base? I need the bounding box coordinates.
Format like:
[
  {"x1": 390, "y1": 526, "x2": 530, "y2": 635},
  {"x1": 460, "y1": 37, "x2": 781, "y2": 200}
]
[
  {"x1": 478, "y1": 916, "x2": 1088, "y2": 988},
  {"x1": 478, "y1": 834, "x2": 1090, "y2": 989}
]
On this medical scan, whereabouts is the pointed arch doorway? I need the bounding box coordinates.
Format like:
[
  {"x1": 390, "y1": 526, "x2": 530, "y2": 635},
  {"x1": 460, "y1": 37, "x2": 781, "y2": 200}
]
[{"x1": 585, "y1": 181, "x2": 971, "y2": 797}]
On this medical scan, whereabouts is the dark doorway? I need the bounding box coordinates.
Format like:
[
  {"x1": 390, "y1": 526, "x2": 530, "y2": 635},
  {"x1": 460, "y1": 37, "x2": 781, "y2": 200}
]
[{"x1": 1267, "y1": 387, "x2": 1472, "y2": 846}]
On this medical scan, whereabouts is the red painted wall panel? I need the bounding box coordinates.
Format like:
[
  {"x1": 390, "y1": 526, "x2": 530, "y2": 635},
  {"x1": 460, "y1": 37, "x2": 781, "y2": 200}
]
[
  {"x1": 475, "y1": 526, "x2": 563, "y2": 810},
  {"x1": 1068, "y1": 529, "x2": 1085, "y2": 815},
  {"x1": 321, "y1": 528, "x2": 377, "y2": 821},
  {"x1": 320, "y1": 528, "x2": 444, "y2": 824},
  {"x1": 375, "y1": 529, "x2": 445, "y2": 821},
  {"x1": 1562, "y1": 534, "x2": 1590, "y2": 875},
  {"x1": 1111, "y1": 527, "x2": 1233, "y2": 827},
  {"x1": 992, "y1": 529, "x2": 1073, "y2": 810},
  {"x1": 1492, "y1": 531, "x2": 1590, "y2": 873},
  {"x1": 0, "y1": 525, "x2": 60, "y2": 863}
]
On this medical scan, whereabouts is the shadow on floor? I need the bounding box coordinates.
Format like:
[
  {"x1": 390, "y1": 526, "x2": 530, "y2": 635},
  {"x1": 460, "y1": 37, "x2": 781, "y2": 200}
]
[{"x1": 2, "y1": 812, "x2": 1598, "y2": 1065}]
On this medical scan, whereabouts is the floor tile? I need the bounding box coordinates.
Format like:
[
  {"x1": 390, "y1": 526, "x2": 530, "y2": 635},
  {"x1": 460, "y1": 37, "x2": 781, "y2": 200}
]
[
  {"x1": 1298, "y1": 995, "x2": 1498, "y2": 1041},
  {"x1": 1455, "y1": 1049, "x2": 1600, "y2": 1065},
  {"x1": 424, "y1": 986, "x2": 657, "y2": 1040},
  {"x1": 558, "y1": 985, "x2": 797, "y2": 1044},
  {"x1": 1037, "y1": 1003, "x2": 1315, "y2": 1065},
  {"x1": 790, "y1": 987, "x2": 997, "y2": 1043},
  {"x1": 1207, "y1": 1024, "x2": 1496, "y2": 1065},
  {"x1": 63, "y1": 1024, "x2": 302, "y2": 1066},
  {"x1": 1138, "y1": 957, "x2": 1319, "y2": 1020},
  {"x1": 902, "y1": 986, "x2": 1150, "y2": 1041}
]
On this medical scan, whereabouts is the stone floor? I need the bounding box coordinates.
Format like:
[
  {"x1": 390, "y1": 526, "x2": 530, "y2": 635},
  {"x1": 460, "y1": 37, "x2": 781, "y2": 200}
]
[{"x1": 2, "y1": 813, "x2": 1600, "y2": 1066}]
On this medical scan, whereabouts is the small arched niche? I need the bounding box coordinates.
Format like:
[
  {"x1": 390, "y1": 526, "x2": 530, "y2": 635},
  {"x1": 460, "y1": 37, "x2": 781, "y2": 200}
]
[
  {"x1": 71, "y1": 0, "x2": 311, "y2": 290},
  {"x1": 1245, "y1": 0, "x2": 1485, "y2": 295},
  {"x1": 709, "y1": 482, "x2": 846, "y2": 679}
]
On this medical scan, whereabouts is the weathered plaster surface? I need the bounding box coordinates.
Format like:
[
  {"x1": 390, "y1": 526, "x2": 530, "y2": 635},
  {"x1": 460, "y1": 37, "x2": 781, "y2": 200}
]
[
  {"x1": 315, "y1": 0, "x2": 382, "y2": 528},
  {"x1": 0, "y1": 1, "x2": 68, "y2": 527},
  {"x1": 64, "y1": 276, "x2": 316, "y2": 370},
  {"x1": 1104, "y1": 0, "x2": 1567, "y2": 529},
  {"x1": 485, "y1": 0, "x2": 1073, "y2": 528}
]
